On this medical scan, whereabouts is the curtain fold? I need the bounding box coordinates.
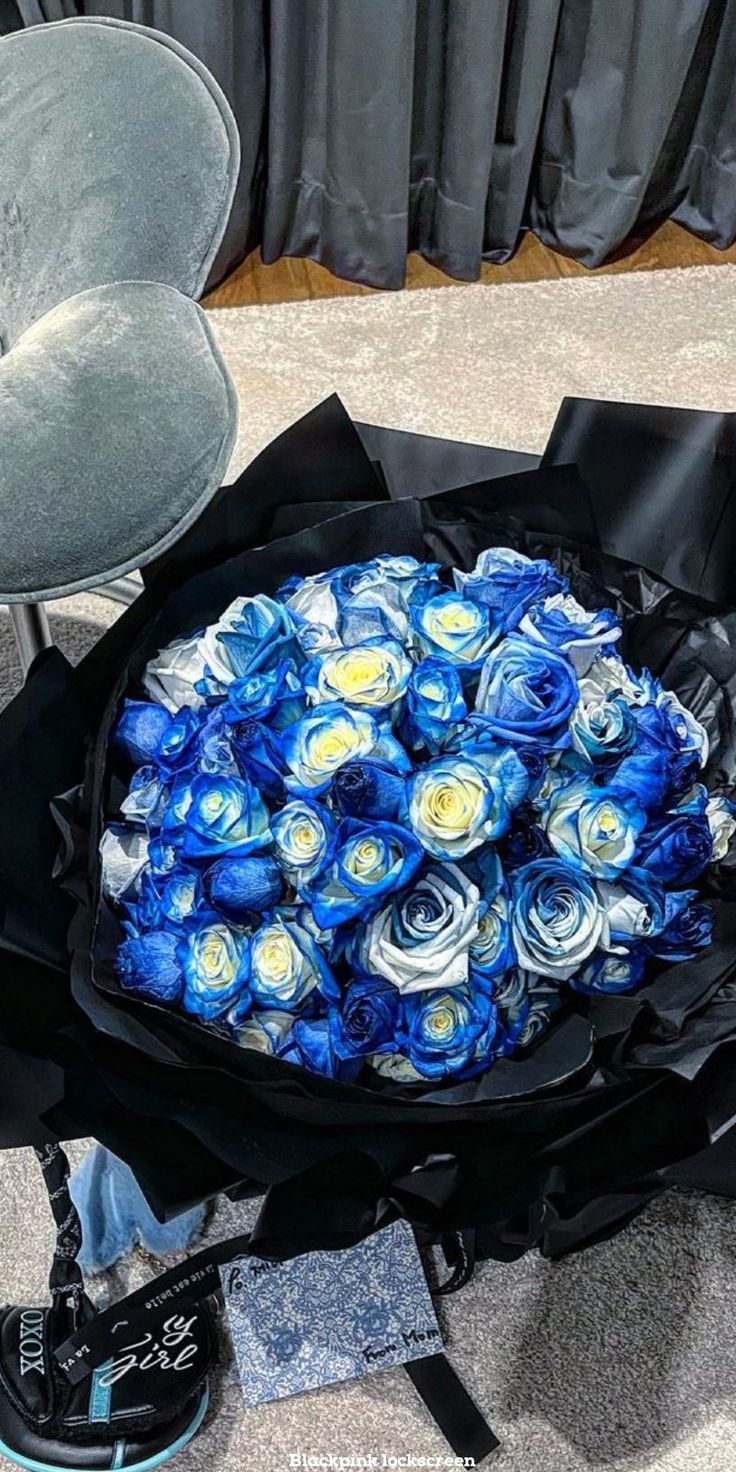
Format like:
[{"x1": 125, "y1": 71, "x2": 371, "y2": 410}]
[{"x1": 6, "y1": 0, "x2": 735, "y2": 288}]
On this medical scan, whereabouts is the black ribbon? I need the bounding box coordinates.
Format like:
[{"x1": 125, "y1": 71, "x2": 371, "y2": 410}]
[{"x1": 405, "y1": 1355, "x2": 500, "y2": 1463}]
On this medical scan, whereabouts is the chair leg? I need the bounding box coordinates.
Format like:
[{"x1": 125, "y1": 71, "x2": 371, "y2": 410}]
[
  {"x1": 9, "y1": 602, "x2": 52, "y2": 677},
  {"x1": 94, "y1": 575, "x2": 141, "y2": 607}
]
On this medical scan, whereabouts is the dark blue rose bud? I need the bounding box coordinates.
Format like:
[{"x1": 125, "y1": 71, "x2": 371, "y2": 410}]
[
  {"x1": 205, "y1": 855, "x2": 284, "y2": 922},
  {"x1": 116, "y1": 931, "x2": 183, "y2": 1003},
  {"x1": 113, "y1": 700, "x2": 173, "y2": 767},
  {"x1": 651, "y1": 896, "x2": 714, "y2": 961},
  {"x1": 331, "y1": 976, "x2": 400, "y2": 1059},
  {"x1": 231, "y1": 719, "x2": 288, "y2": 801},
  {"x1": 332, "y1": 758, "x2": 406, "y2": 821},
  {"x1": 635, "y1": 808, "x2": 713, "y2": 885},
  {"x1": 498, "y1": 805, "x2": 551, "y2": 869}
]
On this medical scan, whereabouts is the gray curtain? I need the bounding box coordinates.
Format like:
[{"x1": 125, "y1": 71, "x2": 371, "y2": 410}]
[{"x1": 9, "y1": 0, "x2": 736, "y2": 288}]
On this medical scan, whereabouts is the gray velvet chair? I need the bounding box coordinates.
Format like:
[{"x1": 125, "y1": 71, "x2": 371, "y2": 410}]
[{"x1": 0, "y1": 15, "x2": 240, "y2": 670}]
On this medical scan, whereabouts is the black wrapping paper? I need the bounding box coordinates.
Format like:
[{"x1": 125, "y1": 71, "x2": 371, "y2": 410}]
[{"x1": 0, "y1": 395, "x2": 735, "y2": 1267}]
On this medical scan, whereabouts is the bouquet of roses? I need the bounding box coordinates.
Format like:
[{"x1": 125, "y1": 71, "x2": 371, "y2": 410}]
[
  {"x1": 104, "y1": 545, "x2": 734, "y2": 1088},
  {"x1": 1, "y1": 395, "x2": 735, "y2": 1265}
]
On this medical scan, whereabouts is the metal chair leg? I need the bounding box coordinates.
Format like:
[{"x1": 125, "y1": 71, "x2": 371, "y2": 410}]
[
  {"x1": 9, "y1": 602, "x2": 53, "y2": 676},
  {"x1": 94, "y1": 575, "x2": 141, "y2": 607}
]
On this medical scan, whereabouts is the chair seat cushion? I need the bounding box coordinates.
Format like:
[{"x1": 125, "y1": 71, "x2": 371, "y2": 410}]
[{"x1": 0, "y1": 281, "x2": 237, "y2": 601}]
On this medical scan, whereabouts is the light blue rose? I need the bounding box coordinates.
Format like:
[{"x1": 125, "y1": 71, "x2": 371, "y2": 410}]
[
  {"x1": 570, "y1": 951, "x2": 647, "y2": 996},
  {"x1": 250, "y1": 916, "x2": 334, "y2": 1012},
  {"x1": 281, "y1": 702, "x2": 379, "y2": 795},
  {"x1": 232, "y1": 1009, "x2": 294, "y2": 1054},
  {"x1": 177, "y1": 773, "x2": 270, "y2": 861},
  {"x1": 357, "y1": 863, "x2": 480, "y2": 994},
  {"x1": 304, "y1": 818, "x2": 423, "y2": 928},
  {"x1": 179, "y1": 921, "x2": 250, "y2": 1020},
  {"x1": 545, "y1": 775, "x2": 647, "y2": 879},
  {"x1": 197, "y1": 594, "x2": 298, "y2": 697},
  {"x1": 410, "y1": 590, "x2": 500, "y2": 671},
  {"x1": 569, "y1": 685, "x2": 637, "y2": 767},
  {"x1": 408, "y1": 749, "x2": 527, "y2": 859},
  {"x1": 454, "y1": 546, "x2": 564, "y2": 627},
  {"x1": 475, "y1": 634, "x2": 578, "y2": 748},
  {"x1": 272, "y1": 799, "x2": 335, "y2": 879},
  {"x1": 303, "y1": 638, "x2": 411, "y2": 711},
  {"x1": 511, "y1": 858, "x2": 608, "y2": 981},
  {"x1": 469, "y1": 891, "x2": 516, "y2": 981},
  {"x1": 222, "y1": 661, "x2": 306, "y2": 731},
  {"x1": 119, "y1": 766, "x2": 170, "y2": 829},
  {"x1": 519, "y1": 593, "x2": 621, "y2": 674},
  {"x1": 400, "y1": 657, "x2": 467, "y2": 754}
]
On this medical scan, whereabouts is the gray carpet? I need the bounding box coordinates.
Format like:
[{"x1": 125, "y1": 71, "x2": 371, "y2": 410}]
[{"x1": 1, "y1": 268, "x2": 735, "y2": 1471}]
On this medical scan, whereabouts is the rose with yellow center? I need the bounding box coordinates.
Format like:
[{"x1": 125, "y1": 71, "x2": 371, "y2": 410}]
[
  {"x1": 250, "y1": 917, "x2": 331, "y2": 1012},
  {"x1": 180, "y1": 922, "x2": 249, "y2": 1021},
  {"x1": 282, "y1": 702, "x2": 379, "y2": 795},
  {"x1": 408, "y1": 756, "x2": 501, "y2": 859},
  {"x1": 397, "y1": 984, "x2": 499, "y2": 1078},
  {"x1": 305, "y1": 639, "x2": 411, "y2": 709},
  {"x1": 272, "y1": 799, "x2": 334, "y2": 878},
  {"x1": 410, "y1": 591, "x2": 499, "y2": 668},
  {"x1": 545, "y1": 775, "x2": 647, "y2": 880},
  {"x1": 306, "y1": 817, "x2": 423, "y2": 929}
]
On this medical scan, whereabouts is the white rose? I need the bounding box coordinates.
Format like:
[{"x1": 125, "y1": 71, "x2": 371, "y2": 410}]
[{"x1": 359, "y1": 864, "x2": 480, "y2": 995}]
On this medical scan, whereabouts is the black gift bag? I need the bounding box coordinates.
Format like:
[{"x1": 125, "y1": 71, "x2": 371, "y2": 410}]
[{"x1": 0, "y1": 394, "x2": 734, "y2": 1271}]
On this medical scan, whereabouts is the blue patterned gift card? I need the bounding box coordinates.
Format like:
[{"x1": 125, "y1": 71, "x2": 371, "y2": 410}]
[{"x1": 220, "y1": 1221, "x2": 442, "y2": 1406}]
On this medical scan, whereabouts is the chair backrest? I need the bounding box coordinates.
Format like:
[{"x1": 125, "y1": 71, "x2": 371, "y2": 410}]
[{"x1": 0, "y1": 15, "x2": 240, "y2": 353}]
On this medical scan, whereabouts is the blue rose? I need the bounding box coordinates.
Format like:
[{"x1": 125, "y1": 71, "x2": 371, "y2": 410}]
[
  {"x1": 498, "y1": 807, "x2": 551, "y2": 869},
  {"x1": 491, "y1": 968, "x2": 531, "y2": 1051},
  {"x1": 475, "y1": 635, "x2": 578, "y2": 748},
  {"x1": 357, "y1": 863, "x2": 480, "y2": 995},
  {"x1": 205, "y1": 855, "x2": 284, "y2": 923},
  {"x1": 223, "y1": 662, "x2": 306, "y2": 732},
  {"x1": 281, "y1": 703, "x2": 379, "y2": 796},
  {"x1": 113, "y1": 700, "x2": 174, "y2": 767},
  {"x1": 119, "y1": 766, "x2": 169, "y2": 828},
  {"x1": 399, "y1": 985, "x2": 498, "y2": 1079},
  {"x1": 454, "y1": 546, "x2": 564, "y2": 626},
  {"x1": 408, "y1": 752, "x2": 525, "y2": 859},
  {"x1": 116, "y1": 931, "x2": 184, "y2": 1004},
  {"x1": 232, "y1": 1009, "x2": 293, "y2": 1054},
  {"x1": 196, "y1": 595, "x2": 298, "y2": 698},
  {"x1": 469, "y1": 892, "x2": 516, "y2": 981},
  {"x1": 545, "y1": 775, "x2": 647, "y2": 879},
  {"x1": 305, "y1": 818, "x2": 423, "y2": 928},
  {"x1": 570, "y1": 950, "x2": 647, "y2": 995},
  {"x1": 631, "y1": 694, "x2": 709, "y2": 802},
  {"x1": 330, "y1": 975, "x2": 401, "y2": 1059},
  {"x1": 410, "y1": 590, "x2": 500, "y2": 671},
  {"x1": 194, "y1": 708, "x2": 238, "y2": 776},
  {"x1": 332, "y1": 758, "x2": 407, "y2": 822},
  {"x1": 570, "y1": 688, "x2": 637, "y2": 767},
  {"x1": 278, "y1": 1016, "x2": 361, "y2": 1081},
  {"x1": 303, "y1": 639, "x2": 411, "y2": 711},
  {"x1": 271, "y1": 799, "x2": 335, "y2": 878},
  {"x1": 158, "y1": 869, "x2": 202, "y2": 927},
  {"x1": 635, "y1": 795, "x2": 714, "y2": 885},
  {"x1": 650, "y1": 893, "x2": 714, "y2": 961},
  {"x1": 519, "y1": 593, "x2": 621, "y2": 674},
  {"x1": 597, "y1": 868, "x2": 667, "y2": 947},
  {"x1": 250, "y1": 917, "x2": 334, "y2": 1012},
  {"x1": 230, "y1": 719, "x2": 288, "y2": 801},
  {"x1": 511, "y1": 858, "x2": 607, "y2": 980},
  {"x1": 179, "y1": 773, "x2": 270, "y2": 861},
  {"x1": 400, "y1": 657, "x2": 467, "y2": 754},
  {"x1": 179, "y1": 921, "x2": 250, "y2": 1020}
]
